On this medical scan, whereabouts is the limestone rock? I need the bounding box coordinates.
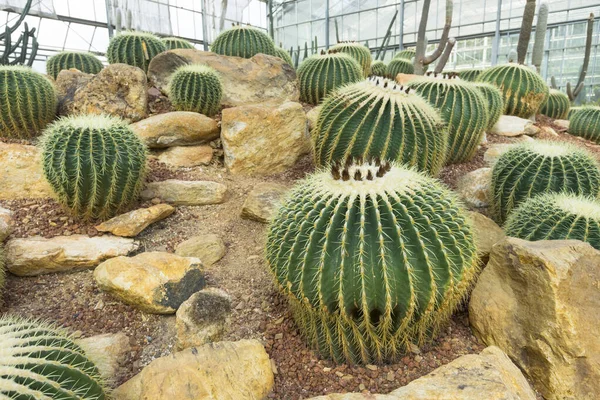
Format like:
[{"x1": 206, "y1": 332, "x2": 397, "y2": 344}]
[
  {"x1": 113, "y1": 339, "x2": 274, "y2": 400},
  {"x1": 77, "y1": 332, "x2": 130, "y2": 379},
  {"x1": 148, "y1": 49, "x2": 299, "y2": 107},
  {"x1": 176, "y1": 288, "x2": 232, "y2": 350},
  {"x1": 174, "y1": 234, "x2": 226, "y2": 266},
  {"x1": 140, "y1": 180, "x2": 227, "y2": 205},
  {"x1": 468, "y1": 211, "x2": 505, "y2": 261},
  {"x1": 6, "y1": 235, "x2": 138, "y2": 276},
  {"x1": 469, "y1": 238, "x2": 600, "y2": 400},
  {"x1": 555, "y1": 119, "x2": 569, "y2": 129},
  {"x1": 308, "y1": 395, "x2": 395, "y2": 400},
  {"x1": 456, "y1": 168, "x2": 491, "y2": 209},
  {"x1": 541, "y1": 126, "x2": 559, "y2": 136},
  {"x1": 395, "y1": 73, "x2": 419, "y2": 85},
  {"x1": 157, "y1": 145, "x2": 214, "y2": 168},
  {"x1": 55, "y1": 69, "x2": 93, "y2": 116},
  {"x1": 306, "y1": 106, "x2": 321, "y2": 131},
  {"x1": 95, "y1": 204, "x2": 175, "y2": 237},
  {"x1": 491, "y1": 115, "x2": 539, "y2": 137},
  {"x1": 483, "y1": 143, "x2": 515, "y2": 166},
  {"x1": 131, "y1": 112, "x2": 219, "y2": 148},
  {"x1": 0, "y1": 143, "x2": 53, "y2": 200},
  {"x1": 241, "y1": 183, "x2": 289, "y2": 223},
  {"x1": 221, "y1": 101, "x2": 310, "y2": 175},
  {"x1": 0, "y1": 207, "x2": 13, "y2": 242}
]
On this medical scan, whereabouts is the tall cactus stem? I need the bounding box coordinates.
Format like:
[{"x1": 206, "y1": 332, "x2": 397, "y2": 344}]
[{"x1": 517, "y1": 0, "x2": 536, "y2": 64}]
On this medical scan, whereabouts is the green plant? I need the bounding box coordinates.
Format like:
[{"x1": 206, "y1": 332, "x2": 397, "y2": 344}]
[
  {"x1": 540, "y1": 89, "x2": 570, "y2": 119},
  {"x1": 162, "y1": 37, "x2": 194, "y2": 50},
  {"x1": 41, "y1": 115, "x2": 147, "y2": 220},
  {"x1": 0, "y1": 0, "x2": 38, "y2": 66},
  {"x1": 407, "y1": 73, "x2": 488, "y2": 164},
  {"x1": 568, "y1": 107, "x2": 600, "y2": 143},
  {"x1": 568, "y1": 106, "x2": 583, "y2": 119},
  {"x1": 370, "y1": 60, "x2": 387, "y2": 77},
  {"x1": 505, "y1": 193, "x2": 600, "y2": 249},
  {"x1": 266, "y1": 159, "x2": 478, "y2": 364},
  {"x1": 0, "y1": 315, "x2": 107, "y2": 399},
  {"x1": 168, "y1": 64, "x2": 222, "y2": 117},
  {"x1": 0, "y1": 65, "x2": 56, "y2": 139},
  {"x1": 106, "y1": 31, "x2": 166, "y2": 73},
  {"x1": 491, "y1": 141, "x2": 600, "y2": 223},
  {"x1": 46, "y1": 51, "x2": 104, "y2": 79},
  {"x1": 394, "y1": 48, "x2": 416, "y2": 60},
  {"x1": 329, "y1": 42, "x2": 372, "y2": 77},
  {"x1": 211, "y1": 25, "x2": 276, "y2": 59},
  {"x1": 386, "y1": 58, "x2": 415, "y2": 79},
  {"x1": 313, "y1": 77, "x2": 448, "y2": 175},
  {"x1": 297, "y1": 51, "x2": 363, "y2": 105},
  {"x1": 274, "y1": 47, "x2": 294, "y2": 66},
  {"x1": 472, "y1": 81, "x2": 504, "y2": 130},
  {"x1": 456, "y1": 68, "x2": 483, "y2": 82}
]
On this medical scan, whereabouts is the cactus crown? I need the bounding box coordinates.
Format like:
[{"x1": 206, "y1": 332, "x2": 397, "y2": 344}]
[
  {"x1": 106, "y1": 31, "x2": 166, "y2": 72},
  {"x1": 370, "y1": 60, "x2": 386, "y2": 76},
  {"x1": 567, "y1": 106, "x2": 600, "y2": 143},
  {"x1": 162, "y1": 37, "x2": 194, "y2": 50},
  {"x1": 211, "y1": 25, "x2": 276, "y2": 59},
  {"x1": 168, "y1": 64, "x2": 222, "y2": 117},
  {"x1": 455, "y1": 68, "x2": 483, "y2": 82},
  {"x1": 329, "y1": 42, "x2": 372, "y2": 76},
  {"x1": 386, "y1": 58, "x2": 414, "y2": 78},
  {"x1": 394, "y1": 48, "x2": 416, "y2": 60}
]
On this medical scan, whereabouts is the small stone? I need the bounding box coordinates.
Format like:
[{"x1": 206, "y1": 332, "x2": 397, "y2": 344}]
[
  {"x1": 491, "y1": 115, "x2": 537, "y2": 137},
  {"x1": 241, "y1": 183, "x2": 289, "y2": 223},
  {"x1": 323, "y1": 367, "x2": 332, "y2": 372},
  {"x1": 140, "y1": 180, "x2": 227, "y2": 206},
  {"x1": 274, "y1": 333, "x2": 283, "y2": 340},
  {"x1": 131, "y1": 112, "x2": 219, "y2": 148},
  {"x1": 359, "y1": 383, "x2": 366, "y2": 391},
  {"x1": 306, "y1": 106, "x2": 321, "y2": 131},
  {"x1": 414, "y1": 355, "x2": 423, "y2": 363},
  {"x1": 483, "y1": 143, "x2": 516, "y2": 166},
  {"x1": 274, "y1": 317, "x2": 284, "y2": 325},
  {"x1": 555, "y1": 119, "x2": 569, "y2": 130},
  {"x1": 174, "y1": 234, "x2": 226, "y2": 267},
  {"x1": 95, "y1": 204, "x2": 175, "y2": 237},
  {"x1": 0, "y1": 207, "x2": 13, "y2": 241},
  {"x1": 409, "y1": 343, "x2": 421, "y2": 354},
  {"x1": 366, "y1": 364, "x2": 378, "y2": 371},
  {"x1": 541, "y1": 126, "x2": 559, "y2": 136},
  {"x1": 77, "y1": 332, "x2": 131, "y2": 379},
  {"x1": 157, "y1": 145, "x2": 214, "y2": 168},
  {"x1": 271, "y1": 359, "x2": 278, "y2": 375},
  {"x1": 457, "y1": 168, "x2": 492, "y2": 209},
  {"x1": 386, "y1": 371, "x2": 395, "y2": 381},
  {"x1": 335, "y1": 371, "x2": 344, "y2": 377}
]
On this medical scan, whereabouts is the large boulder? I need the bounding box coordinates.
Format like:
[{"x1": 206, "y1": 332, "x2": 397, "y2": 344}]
[
  {"x1": 113, "y1": 339, "x2": 274, "y2": 400},
  {"x1": 55, "y1": 69, "x2": 94, "y2": 116},
  {"x1": 468, "y1": 211, "x2": 505, "y2": 261},
  {"x1": 470, "y1": 238, "x2": 600, "y2": 400},
  {"x1": 0, "y1": 143, "x2": 53, "y2": 200},
  {"x1": 140, "y1": 180, "x2": 227, "y2": 206},
  {"x1": 174, "y1": 234, "x2": 226, "y2": 267},
  {"x1": 241, "y1": 183, "x2": 289, "y2": 223},
  {"x1": 130, "y1": 112, "x2": 219, "y2": 148},
  {"x1": 95, "y1": 204, "x2": 175, "y2": 237},
  {"x1": 456, "y1": 167, "x2": 491, "y2": 209},
  {"x1": 491, "y1": 115, "x2": 540, "y2": 137},
  {"x1": 148, "y1": 49, "x2": 299, "y2": 107},
  {"x1": 221, "y1": 101, "x2": 310, "y2": 175}
]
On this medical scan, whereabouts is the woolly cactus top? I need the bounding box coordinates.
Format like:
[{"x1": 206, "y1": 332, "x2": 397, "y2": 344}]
[
  {"x1": 552, "y1": 194, "x2": 600, "y2": 219},
  {"x1": 114, "y1": 30, "x2": 160, "y2": 39},
  {"x1": 46, "y1": 114, "x2": 128, "y2": 132},
  {"x1": 173, "y1": 63, "x2": 220, "y2": 77},
  {"x1": 0, "y1": 65, "x2": 36, "y2": 73},
  {"x1": 516, "y1": 140, "x2": 578, "y2": 158}
]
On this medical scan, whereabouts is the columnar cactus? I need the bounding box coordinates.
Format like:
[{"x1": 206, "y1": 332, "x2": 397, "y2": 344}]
[
  {"x1": 370, "y1": 60, "x2": 386, "y2": 77},
  {"x1": 568, "y1": 106, "x2": 600, "y2": 143},
  {"x1": 407, "y1": 73, "x2": 489, "y2": 164},
  {"x1": 297, "y1": 52, "x2": 363, "y2": 105},
  {"x1": 168, "y1": 64, "x2": 222, "y2": 117},
  {"x1": 46, "y1": 51, "x2": 104, "y2": 79},
  {"x1": 274, "y1": 47, "x2": 294, "y2": 66},
  {"x1": 106, "y1": 31, "x2": 166, "y2": 72},
  {"x1": 330, "y1": 42, "x2": 372, "y2": 77},
  {"x1": 162, "y1": 37, "x2": 194, "y2": 50},
  {"x1": 456, "y1": 68, "x2": 483, "y2": 82},
  {"x1": 266, "y1": 159, "x2": 478, "y2": 364},
  {"x1": 313, "y1": 77, "x2": 448, "y2": 175},
  {"x1": 505, "y1": 193, "x2": 600, "y2": 249},
  {"x1": 491, "y1": 141, "x2": 600, "y2": 223},
  {"x1": 0, "y1": 65, "x2": 56, "y2": 138},
  {"x1": 472, "y1": 82, "x2": 504, "y2": 130},
  {"x1": 386, "y1": 58, "x2": 415, "y2": 79},
  {"x1": 540, "y1": 89, "x2": 570, "y2": 119},
  {"x1": 476, "y1": 63, "x2": 549, "y2": 118},
  {"x1": 211, "y1": 25, "x2": 276, "y2": 59},
  {"x1": 0, "y1": 315, "x2": 107, "y2": 399},
  {"x1": 41, "y1": 115, "x2": 147, "y2": 220}
]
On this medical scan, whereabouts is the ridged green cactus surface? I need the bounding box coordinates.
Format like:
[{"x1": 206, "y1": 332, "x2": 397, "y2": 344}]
[
  {"x1": 472, "y1": 82, "x2": 504, "y2": 130},
  {"x1": 41, "y1": 115, "x2": 147, "y2": 220},
  {"x1": 370, "y1": 60, "x2": 386, "y2": 77},
  {"x1": 46, "y1": 51, "x2": 104, "y2": 79},
  {"x1": 106, "y1": 31, "x2": 166, "y2": 72},
  {"x1": 168, "y1": 64, "x2": 223, "y2": 117},
  {"x1": 568, "y1": 107, "x2": 600, "y2": 144},
  {"x1": 274, "y1": 47, "x2": 294, "y2": 66},
  {"x1": 540, "y1": 89, "x2": 570, "y2": 119},
  {"x1": 456, "y1": 68, "x2": 483, "y2": 82},
  {"x1": 211, "y1": 25, "x2": 276, "y2": 59},
  {"x1": 266, "y1": 160, "x2": 478, "y2": 364},
  {"x1": 386, "y1": 58, "x2": 414, "y2": 79},
  {"x1": 394, "y1": 49, "x2": 415, "y2": 60},
  {"x1": 162, "y1": 37, "x2": 194, "y2": 50},
  {"x1": 329, "y1": 42, "x2": 372, "y2": 77},
  {"x1": 568, "y1": 106, "x2": 583, "y2": 120}
]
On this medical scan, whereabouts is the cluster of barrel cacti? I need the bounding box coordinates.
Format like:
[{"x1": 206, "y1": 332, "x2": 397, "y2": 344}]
[
  {"x1": 106, "y1": 31, "x2": 166, "y2": 72},
  {"x1": 168, "y1": 64, "x2": 223, "y2": 117},
  {"x1": 46, "y1": 51, "x2": 103, "y2": 79}
]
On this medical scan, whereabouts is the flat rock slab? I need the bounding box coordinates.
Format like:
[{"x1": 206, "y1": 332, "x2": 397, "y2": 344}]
[
  {"x1": 157, "y1": 145, "x2": 214, "y2": 168},
  {"x1": 241, "y1": 182, "x2": 289, "y2": 223},
  {"x1": 77, "y1": 332, "x2": 131, "y2": 379},
  {"x1": 0, "y1": 143, "x2": 53, "y2": 200},
  {"x1": 491, "y1": 115, "x2": 540, "y2": 137},
  {"x1": 140, "y1": 180, "x2": 227, "y2": 206},
  {"x1": 174, "y1": 234, "x2": 226, "y2": 266},
  {"x1": 95, "y1": 204, "x2": 175, "y2": 237},
  {"x1": 6, "y1": 235, "x2": 139, "y2": 276},
  {"x1": 131, "y1": 112, "x2": 219, "y2": 148},
  {"x1": 457, "y1": 167, "x2": 491, "y2": 209}
]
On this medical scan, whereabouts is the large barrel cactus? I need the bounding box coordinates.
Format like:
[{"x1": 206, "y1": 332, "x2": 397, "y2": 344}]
[
  {"x1": 568, "y1": 106, "x2": 583, "y2": 120},
  {"x1": 370, "y1": 60, "x2": 386, "y2": 77},
  {"x1": 41, "y1": 115, "x2": 147, "y2": 220},
  {"x1": 46, "y1": 51, "x2": 104, "y2": 79},
  {"x1": 162, "y1": 37, "x2": 194, "y2": 50},
  {"x1": 491, "y1": 141, "x2": 600, "y2": 223},
  {"x1": 407, "y1": 73, "x2": 489, "y2": 164},
  {"x1": 330, "y1": 42, "x2": 372, "y2": 77},
  {"x1": 106, "y1": 31, "x2": 166, "y2": 72},
  {"x1": 540, "y1": 89, "x2": 570, "y2": 119},
  {"x1": 386, "y1": 58, "x2": 414, "y2": 79},
  {"x1": 505, "y1": 193, "x2": 600, "y2": 250},
  {"x1": 168, "y1": 64, "x2": 223, "y2": 117},
  {"x1": 476, "y1": 63, "x2": 548, "y2": 118},
  {"x1": 0, "y1": 315, "x2": 107, "y2": 399},
  {"x1": 313, "y1": 77, "x2": 448, "y2": 175},
  {"x1": 472, "y1": 82, "x2": 504, "y2": 131},
  {"x1": 274, "y1": 47, "x2": 294, "y2": 66},
  {"x1": 568, "y1": 106, "x2": 600, "y2": 143},
  {"x1": 0, "y1": 66, "x2": 57, "y2": 139},
  {"x1": 211, "y1": 25, "x2": 276, "y2": 59},
  {"x1": 456, "y1": 68, "x2": 483, "y2": 82},
  {"x1": 266, "y1": 159, "x2": 478, "y2": 364},
  {"x1": 297, "y1": 51, "x2": 363, "y2": 105}
]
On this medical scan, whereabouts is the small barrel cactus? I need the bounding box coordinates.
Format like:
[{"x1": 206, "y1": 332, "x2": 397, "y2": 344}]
[
  {"x1": 162, "y1": 36, "x2": 194, "y2": 50},
  {"x1": 505, "y1": 193, "x2": 600, "y2": 249},
  {"x1": 0, "y1": 66, "x2": 56, "y2": 139},
  {"x1": 298, "y1": 51, "x2": 363, "y2": 105},
  {"x1": 394, "y1": 48, "x2": 415, "y2": 60},
  {"x1": 456, "y1": 68, "x2": 483, "y2": 82},
  {"x1": 407, "y1": 73, "x2": 489, "y2": 164},
  {"x1": 540, "y1": 89, "x2": 570, "y2": 119},
  {"x1": 491, "y1": 141, "x2": 600, "y2": 223},
  {"x1": 46, "y1": 51, "x2": 104, "y2": 79},
  {"x1": 386, "y1": 58, "x2": 414, "y2": 79},
  {"x1": 568, "y1": 106, "x2": 600, "y2": 143},
  {"x1": 274, "y1": 47, "x2": 294, "y2": 66},
  {"x1": 106, "y1": 31, "x2": 166, "y2": 72},
  {"x1": 476, "y1": 63, "x2": 549, "y2": 118},
  {"x1": 330, "y1": 42, "x2": 372, "y2": 77},
  {"x1": 0, "y1": 315, "x2": 107, "y2": 399},
  {"x1": 211, "y1": 25, "x2": 276, "y2": 59},
  {"x1": 41, "y1": 115, "x2": 147, "y2": 220},
  {"x1": 472, "y1": 82, "x2": 504, "y2": 130},
  {"x1": 266, "y1": 159, "x2": 478, "y2": 364},
  {"x1": 313, "y1": 77, "x2": 448, "y2": 175},
  {"x1": 168, "y1": 64, "x2": 223, "y2": 117},
  {"x1": 370, "y1": 60, "x2": 386, "y2": 77}
]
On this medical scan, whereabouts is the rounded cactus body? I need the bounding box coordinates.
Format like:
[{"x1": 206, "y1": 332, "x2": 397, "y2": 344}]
[
  {"x1": 472, "y1": 82, "x2": 504, "y2": 131},
  {"x1": 266, "y1": 160, "x2": 478, "y2": 364},
  {"x1": 106, "y1": 31, "x2": 166, "y2": 72},
  {"x1": 168, "y1": 64, "x2": 223, "y2": 117},
  {"x1": 407, "y1": 75, "x2": 489, "y2": 164},
  {"x1": 370, "y1": 60, "x2": 386, "y2": 77},
  {"x1": 297, "y1": 52, "x2": 363, "y2": 105},
  {"x1": 46, "y1": 51, "x2": 104, "y2": 79},
  {"x1": 476, "y1": 63, "x2": 549, "y2": 118},
  {"x1": 505, "y1": 193, "x2": 600, "y2": 250},
  {"x1": 386, "y1": 58, "x2": 414, "y2": 79},
  {"x1": 313, "y1": 78, "x2": 448, "y2": 175},
  {"x1": 162, "y1": 37, "x2": 194, "y2": 50},
  {"x1": 41, "y1": 115, "x2": 147, "y2": 220},
  {"x1": 211, "y1": 25, "x2": 276, "y2": 59},
  {"x1": 0, "y1": 66, "x2": 57, "y2": 139},
  {"x1": 330, "y1": 42, "x2": 372, "y2": 77},
  {"x1": 540, "y1": 89, "x2": 570, "y2": 119},
  {"x1": 491, "y1": 141, "x2": 600, "y2": 223},
  {"x1": 456, "y1": 68, "x2": 483, "y2": 82},
  {"x1": 568, "y1": 106, "x2": 583, "y2": 120},
  {"x1": 274, "y1": 47, "x2": 294, "y2": 66},
  {"x1": 394, "y1": 49, "x2": 415, "y2": 60},
  {"x1": 0, "y1": 315, "x2": 107, "y2": 399},
  {"x1": 569, "y1": 107, "x2": 600, "y2": 143}
]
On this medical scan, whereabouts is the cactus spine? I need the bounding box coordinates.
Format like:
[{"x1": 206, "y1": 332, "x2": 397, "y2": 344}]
[
  {"x1": 456, "y1": 68, "x2": 483, "y2": 82},
  {"x1": 106, "y1": 31, "x2": 166, "y2": 73},
  {"x1": 386, "y1": 58, "x2": 415, "y2": 79},
  {"x1": 491, "y1": 141, "x2": 600, "y2": 223},
  {"x1": 168, "y1": 64, "x2": 222, "y2": 117},
  {"x1": 41, "y1": 115, "x2": 147, "y2": 220},
  {"x1": 0, "y1": 65, "x2": 56, "y2": 139},
  {"x1": 540, "y1": 89, "x2": 570, "y2": 119},
  {"x1": 0, "y1": 315, "x2": 107, "y2": 399},
  {"x1": 274, "y1": 47, "x2": 294, "y2": 66},
  {"x1": 46, "y1": 51, "x2": 104, "y2": 79},
  {"x1": 266, "y1": 160, "x2": 478, "y2": 364},
  {"x1": 162, "y1": 37, "x2": 194, "y2": 50},
  {"x1": 211, "y1": 25, "x2": 276, "y2": 59},
  {"x1": 568, "y1": 107, "x2": 600, "y2": 143},
  {"x1": 370, "y1": 60, "x2": 387, "y2": 77},
  {"x1": 330, "y1": 42, "x2": 372, "y2": 77},
  {"x1": 472, "y1": 82, "x2": 504, "y2": 130}
]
